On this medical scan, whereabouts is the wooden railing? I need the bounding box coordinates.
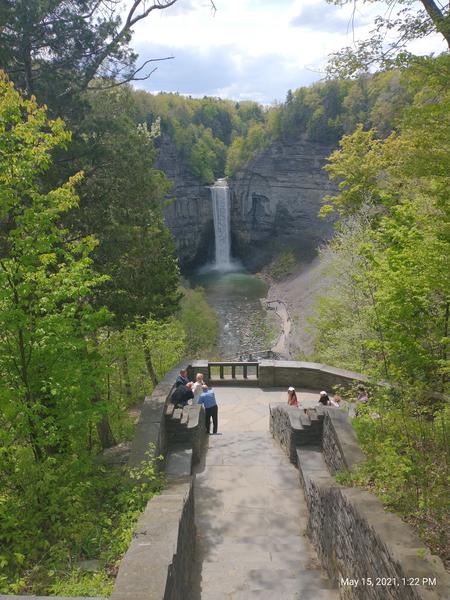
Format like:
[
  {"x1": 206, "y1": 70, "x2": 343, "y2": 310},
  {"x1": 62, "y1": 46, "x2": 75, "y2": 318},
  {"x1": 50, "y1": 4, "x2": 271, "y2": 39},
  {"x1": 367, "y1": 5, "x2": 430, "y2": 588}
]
[{"x1": 208, "y1": 361, "x2": 259, "y2": 381}]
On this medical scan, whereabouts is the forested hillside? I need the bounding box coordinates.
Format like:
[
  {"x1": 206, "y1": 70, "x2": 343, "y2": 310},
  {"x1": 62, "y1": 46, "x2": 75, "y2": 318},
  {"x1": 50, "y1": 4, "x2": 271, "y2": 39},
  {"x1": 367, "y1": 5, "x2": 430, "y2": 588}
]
[
  {"x1": 307, "y1": 55, "x2": 450, "y2": 562},
  {"x1": 0, "y1": 1, "x2": 218, "y2": 594}
]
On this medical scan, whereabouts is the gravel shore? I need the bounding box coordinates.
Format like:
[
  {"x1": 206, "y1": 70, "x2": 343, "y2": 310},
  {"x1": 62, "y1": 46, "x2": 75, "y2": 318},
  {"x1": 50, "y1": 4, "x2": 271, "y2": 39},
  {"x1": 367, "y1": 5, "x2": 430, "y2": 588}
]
[{"x1": 265, "y1": 257, "x2": 330, "y2": 359}]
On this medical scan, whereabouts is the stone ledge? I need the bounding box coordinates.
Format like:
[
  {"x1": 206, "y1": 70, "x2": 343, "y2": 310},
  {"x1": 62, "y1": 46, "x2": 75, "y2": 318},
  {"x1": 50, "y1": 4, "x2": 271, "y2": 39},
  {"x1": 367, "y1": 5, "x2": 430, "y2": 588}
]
[
  {"x1": 0, "y1": 597, "x2": 106, "y2": 600},
  {"x1": 110, "y1": 479, "x2": 195, "y2": 600},
  {"x1": 127, "y1": 361, "x2": 193, "y2": 469},
  {"x1": 259, "y1": 359, "x2": 369, "y2": 390},
  {"x1": 322, "y1": 409, "x2": 365, "y2": 475},
  {"x1": 296, "y1": 442, "x2": 450, "y2": 600}
]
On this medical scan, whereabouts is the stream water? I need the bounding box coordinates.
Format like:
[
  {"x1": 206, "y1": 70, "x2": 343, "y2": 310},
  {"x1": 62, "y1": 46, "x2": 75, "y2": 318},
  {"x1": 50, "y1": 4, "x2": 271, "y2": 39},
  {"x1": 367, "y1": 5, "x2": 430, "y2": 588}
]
[
  {"x1": 191, "y1": 178, "x2": 270, "y2": 358},
  {"x1": 191, "y1": 269, "x2": 269, "y2": 359}
]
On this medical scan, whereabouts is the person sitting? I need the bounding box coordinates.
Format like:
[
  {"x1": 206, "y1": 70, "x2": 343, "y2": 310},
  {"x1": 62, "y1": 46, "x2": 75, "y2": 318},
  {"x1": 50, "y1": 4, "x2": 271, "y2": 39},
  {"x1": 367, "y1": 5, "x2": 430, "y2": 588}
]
[
  {"x1": 171, "y1": 381, "x2": 194, "y2": 407},
  {"x1": 175, "y1": 369, "x2": 189, "y2": 388},
  {"x1": 287, "y1": 386, "x2": 298, "y2": 407},
  {"x1": 355, "y1": 385, "x2": 369, "y2": 416},
  {"x1": 357, "y1": 385, "x2": 368, "y2": 403},
  {"x1": 329, "y1": 394, "x2": 342, "y2": 408},
  {"x1": 318, "y1": 391, "x2": 330, "y2": 406},
  {"x1": 197, "y1": 384, "x2": 218, "y2": 435}
]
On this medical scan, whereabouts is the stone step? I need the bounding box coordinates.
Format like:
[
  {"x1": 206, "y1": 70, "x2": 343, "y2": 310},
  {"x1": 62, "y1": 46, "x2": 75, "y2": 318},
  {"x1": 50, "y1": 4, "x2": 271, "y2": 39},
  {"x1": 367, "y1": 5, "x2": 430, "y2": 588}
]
[
  {"x1": 186, "y1": 404, "x2": 201, "y2": 428},
  {"x1": 200, "y1": 566, "x2": 338, "y2": 598},
  {"x1": 172, "y1": 407, "x2": 182, "y2": 421},
  {"x1": 165, "y1": 402, "x2": 175, "y2": 417},
  {"x1": 180, "y1": 408, "x2": 189, "y2": 426}
]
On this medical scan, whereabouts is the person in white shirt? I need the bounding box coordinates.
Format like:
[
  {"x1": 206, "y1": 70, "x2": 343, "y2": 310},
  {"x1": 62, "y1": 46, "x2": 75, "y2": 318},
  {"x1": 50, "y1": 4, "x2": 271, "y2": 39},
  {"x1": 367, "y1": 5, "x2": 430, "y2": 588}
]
[{"x1": 192, "y1": 372, "x2": 206, "y2": 403}]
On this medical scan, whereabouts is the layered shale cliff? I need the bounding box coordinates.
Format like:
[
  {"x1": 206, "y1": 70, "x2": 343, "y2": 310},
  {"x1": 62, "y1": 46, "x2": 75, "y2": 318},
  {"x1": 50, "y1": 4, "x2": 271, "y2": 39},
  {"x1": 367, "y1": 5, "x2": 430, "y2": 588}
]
[
  {"x1": 157, "y1": 134, "x2": 337, "y2": 271},
  {"x1": 229, "y1": 137, "x2": 337, "y2": 269},
  {"x1": 156, "y1": 135, "x2": 213, "y2": 271}
]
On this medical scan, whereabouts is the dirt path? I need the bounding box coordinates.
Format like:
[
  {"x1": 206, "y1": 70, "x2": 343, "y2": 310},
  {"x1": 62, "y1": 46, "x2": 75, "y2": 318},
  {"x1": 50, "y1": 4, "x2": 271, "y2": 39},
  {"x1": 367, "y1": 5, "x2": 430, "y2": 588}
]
[{"x1": 265, "y1": 258, "x2": 329, "y2": 359}]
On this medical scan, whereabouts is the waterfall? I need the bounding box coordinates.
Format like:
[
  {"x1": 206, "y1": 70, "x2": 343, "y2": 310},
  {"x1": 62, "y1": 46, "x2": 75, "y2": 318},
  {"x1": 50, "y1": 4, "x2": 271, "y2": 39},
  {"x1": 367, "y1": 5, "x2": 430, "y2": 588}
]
[{"x1": 211, "y1": 178, "x2": 231, "y2": 270}]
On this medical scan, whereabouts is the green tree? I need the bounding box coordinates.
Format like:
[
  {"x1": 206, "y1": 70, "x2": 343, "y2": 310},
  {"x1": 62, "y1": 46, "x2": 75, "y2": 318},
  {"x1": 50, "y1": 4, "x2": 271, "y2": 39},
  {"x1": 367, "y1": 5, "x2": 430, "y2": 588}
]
[
  {"x1": 0, "y1": 0, "x2": 182, "y2": 114},
  {"x1": 314, "y1": 55, "x2": 450, "y2": 387},
  {"x1": 0, "y1": 74, "x2": 108, "y2": 460},
  {"x1": 326, "y1": 0, "x2": 449, "y2": 77}
]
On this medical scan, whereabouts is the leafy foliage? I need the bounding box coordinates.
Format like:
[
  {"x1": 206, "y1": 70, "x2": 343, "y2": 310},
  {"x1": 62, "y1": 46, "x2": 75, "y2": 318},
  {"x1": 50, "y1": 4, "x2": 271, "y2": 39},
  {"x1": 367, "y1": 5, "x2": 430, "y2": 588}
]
[
  {"x1": 0, "y1": 73, "x2": 108, "y2": 462},
  {"x1": 311, "y1": 56, "x2": 450, "y2": 563},
  {"x1": 0, "y1": 0, "x2": 182, "y2": 115},
  {"x1": 133, "y1": 91, "x2": 266, "y2": 183},
  {"x1": 326, "y1": 0, "x2": 449, "y2": 78}
]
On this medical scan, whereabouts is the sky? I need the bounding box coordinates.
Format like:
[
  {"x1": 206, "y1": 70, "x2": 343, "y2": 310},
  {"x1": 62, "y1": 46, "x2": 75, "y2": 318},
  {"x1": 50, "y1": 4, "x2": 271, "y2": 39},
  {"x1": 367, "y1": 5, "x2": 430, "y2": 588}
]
[{"x1": 129, "y1": 0, "x2": 445, "y2": 104}]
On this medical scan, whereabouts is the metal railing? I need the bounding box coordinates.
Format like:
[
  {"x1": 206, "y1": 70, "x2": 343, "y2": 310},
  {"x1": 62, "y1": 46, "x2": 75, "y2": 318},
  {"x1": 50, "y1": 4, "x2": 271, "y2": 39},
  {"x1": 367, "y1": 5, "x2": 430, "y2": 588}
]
[{"x1": 208, "y1": 361, "x2": 259, "y2": 381}]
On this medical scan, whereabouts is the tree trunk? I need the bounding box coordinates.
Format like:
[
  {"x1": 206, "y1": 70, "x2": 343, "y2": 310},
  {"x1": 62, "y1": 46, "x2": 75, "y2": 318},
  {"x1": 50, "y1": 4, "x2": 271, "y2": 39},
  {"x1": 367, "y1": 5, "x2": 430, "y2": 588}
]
[
  {"x1": 142, "y1": 335, "x2": 158, "y2": 387},
  {"x1": 420, "y1": 0, "x2": 450, "y2": 48},
  {"x1": 96, "y1": 417, "x2": 116, "y2": 449},
  {"x1": 120, "y1": 353, "x2": 133, "y2": 401}
]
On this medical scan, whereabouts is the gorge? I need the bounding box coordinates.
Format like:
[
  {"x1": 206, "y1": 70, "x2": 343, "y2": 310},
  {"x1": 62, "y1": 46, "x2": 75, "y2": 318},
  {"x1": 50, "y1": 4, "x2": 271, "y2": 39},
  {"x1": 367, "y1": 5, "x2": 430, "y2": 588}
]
[{"x1": 158, "y1": 135, "x2": 337, "y2": 273}]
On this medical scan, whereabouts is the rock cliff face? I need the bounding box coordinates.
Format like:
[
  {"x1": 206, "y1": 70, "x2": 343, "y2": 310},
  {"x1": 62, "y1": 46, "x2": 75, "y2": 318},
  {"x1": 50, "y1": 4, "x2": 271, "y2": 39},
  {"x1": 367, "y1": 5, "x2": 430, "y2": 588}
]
[
  {"x1": 157, "y1": 134, "x2": 337, "y2": 272},
  {"x1": 156, "y1": 135, "x2": 214, "y2": 271},
  {"x1": 229, "y1": 137, "x2": 337, "y2": 269}
]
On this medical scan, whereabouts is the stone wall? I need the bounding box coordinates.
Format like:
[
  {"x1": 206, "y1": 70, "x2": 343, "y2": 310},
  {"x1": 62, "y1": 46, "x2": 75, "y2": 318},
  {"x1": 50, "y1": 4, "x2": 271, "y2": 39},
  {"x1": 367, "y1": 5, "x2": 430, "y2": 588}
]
[
  {"x1": 110, "y1": 479, "x2": 196, "y2": 600},
  {"x1": 321, "y1": 410, "x2": 365, "y2": 475},
  {"x1": 298, "y1": 448, "x2": 449, "y2": 600},
  {"x1": 270, "y1": 403, "x2": 449, "y2": 600},
  {"x1": 259, "y1": 360, "x2": 368, "y2": 390},
  {"x1": 269, "y1": 403, "x2": 324, "y2": 463},
  {"x1": 128, "y1": 363, "x2": 191, "y2": 468}
]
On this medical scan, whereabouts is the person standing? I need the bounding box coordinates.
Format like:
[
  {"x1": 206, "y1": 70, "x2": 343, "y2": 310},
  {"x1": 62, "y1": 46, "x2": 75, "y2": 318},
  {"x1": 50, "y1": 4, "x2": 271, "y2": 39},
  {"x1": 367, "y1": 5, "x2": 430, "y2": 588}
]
[
  {"x1": 287, "y1": 386, "x2": 298, "y2": 407},
  {"x1": 192, "y1": 373, "x2": 206, "y2": 403},
  {"x1": 197, "y1": 385, "x2": 219, "y2": 435}
]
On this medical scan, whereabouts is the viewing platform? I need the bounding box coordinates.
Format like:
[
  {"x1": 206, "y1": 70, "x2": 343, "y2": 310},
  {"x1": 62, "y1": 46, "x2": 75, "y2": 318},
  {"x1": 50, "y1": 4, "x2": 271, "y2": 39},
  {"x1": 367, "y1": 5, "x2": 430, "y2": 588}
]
[
  {"x1": 5, "y1": 361, "x2": 446, "y2": 600},
  {"x1": 192, "y1": 386, "x2": 338, "y2": 599}
]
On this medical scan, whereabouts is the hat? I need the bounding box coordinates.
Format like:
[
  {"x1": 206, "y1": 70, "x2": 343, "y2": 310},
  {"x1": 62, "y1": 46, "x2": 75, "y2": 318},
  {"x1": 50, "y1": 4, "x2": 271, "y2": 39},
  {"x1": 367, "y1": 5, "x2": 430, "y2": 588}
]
[
  {"x1": 288, "y1": 386, "x2": 295, "y2": 392},
  {"x1": 320, "y1": 391, "x2": 327, "y2": 396}
]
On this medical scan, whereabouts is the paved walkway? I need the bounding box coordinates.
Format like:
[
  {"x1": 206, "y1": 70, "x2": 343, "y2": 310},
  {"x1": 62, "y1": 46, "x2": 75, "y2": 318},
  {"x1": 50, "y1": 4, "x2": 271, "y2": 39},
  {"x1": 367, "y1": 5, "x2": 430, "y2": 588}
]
[{"x1": 192, "y1": 387, "x2": 338, "y2": 600}]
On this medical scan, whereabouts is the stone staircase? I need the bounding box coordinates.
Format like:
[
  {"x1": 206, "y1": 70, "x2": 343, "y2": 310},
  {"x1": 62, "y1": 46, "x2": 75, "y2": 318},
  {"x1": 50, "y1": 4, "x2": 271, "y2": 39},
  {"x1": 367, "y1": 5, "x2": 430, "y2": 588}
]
[
  {"x1": 164, "y1": 402, "x2": 206, "y2": 478},
  {"x1": 270, "y1": 404, "x2": 326, "y2": 463}
]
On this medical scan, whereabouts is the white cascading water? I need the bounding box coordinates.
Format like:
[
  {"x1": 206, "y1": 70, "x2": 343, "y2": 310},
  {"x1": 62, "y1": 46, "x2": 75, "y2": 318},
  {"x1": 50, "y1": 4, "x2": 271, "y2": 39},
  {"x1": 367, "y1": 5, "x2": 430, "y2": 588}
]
[{"x1": 211, "y1": 178, "x2": 231, "y2": 270}]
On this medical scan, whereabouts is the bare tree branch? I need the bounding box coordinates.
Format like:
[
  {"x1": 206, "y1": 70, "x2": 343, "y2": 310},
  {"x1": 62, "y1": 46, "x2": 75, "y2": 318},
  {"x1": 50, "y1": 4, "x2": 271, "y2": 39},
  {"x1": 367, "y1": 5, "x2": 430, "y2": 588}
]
[
  {"x1": 81, "y1": 0, "x2": 181, "y2": 88},
  {"x1": 87, "y1": 56, "x2": 174, "y2": 90}
]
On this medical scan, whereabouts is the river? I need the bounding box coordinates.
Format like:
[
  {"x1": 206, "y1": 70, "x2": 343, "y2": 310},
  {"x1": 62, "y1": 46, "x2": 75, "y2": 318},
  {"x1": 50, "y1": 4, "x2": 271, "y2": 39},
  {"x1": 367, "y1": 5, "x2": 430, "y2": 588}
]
[{"x1": 191, "y1": 268, "x2": 270, "y2": 359}]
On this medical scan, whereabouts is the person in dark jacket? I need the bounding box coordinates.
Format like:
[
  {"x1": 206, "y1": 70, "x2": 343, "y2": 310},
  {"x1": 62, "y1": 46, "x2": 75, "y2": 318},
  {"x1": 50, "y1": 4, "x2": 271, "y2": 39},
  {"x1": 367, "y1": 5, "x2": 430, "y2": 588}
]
[
  {"x1": 318, "y1": 390, "x2": 330, "y2": 406},
  {"x1": 172, "y1": 382, "x2": 194, "y2": 407},
  {"x1": 175, "y1": 369, "x2": 189, "y2": 388}
]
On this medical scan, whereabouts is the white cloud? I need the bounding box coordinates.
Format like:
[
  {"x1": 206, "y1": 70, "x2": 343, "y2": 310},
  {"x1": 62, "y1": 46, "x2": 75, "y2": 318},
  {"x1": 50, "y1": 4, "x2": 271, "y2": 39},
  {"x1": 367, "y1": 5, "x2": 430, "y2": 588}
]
[{"x1": 128, "y1": 0, "x2": 447, "y2": 103}]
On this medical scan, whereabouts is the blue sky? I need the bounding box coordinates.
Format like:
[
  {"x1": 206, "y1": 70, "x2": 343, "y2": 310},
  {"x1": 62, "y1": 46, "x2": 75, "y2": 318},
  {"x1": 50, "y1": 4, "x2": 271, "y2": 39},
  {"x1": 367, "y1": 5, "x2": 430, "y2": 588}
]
[{"x1": 129, "y1": 0, "x2": 445, "y2": 104}]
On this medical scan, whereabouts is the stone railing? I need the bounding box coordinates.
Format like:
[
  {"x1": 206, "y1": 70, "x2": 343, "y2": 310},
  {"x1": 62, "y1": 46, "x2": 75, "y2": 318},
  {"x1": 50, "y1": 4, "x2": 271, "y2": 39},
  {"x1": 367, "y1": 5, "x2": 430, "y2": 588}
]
[
  {"x1": 190, "y1": 358, "x2": 369, "y2": 390},
  {"x1": 111, "y1": 360, "x2": 203, "y2": 600},
  {"x1": 259, "y1": 359, "x2": 369, "y2": 390},
  {"x1": 270, "y1": 404, "x2": 450, "y2": 600},
  {"x1": 110, "y1": 479, "x2": 195, "y2": 600}
]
